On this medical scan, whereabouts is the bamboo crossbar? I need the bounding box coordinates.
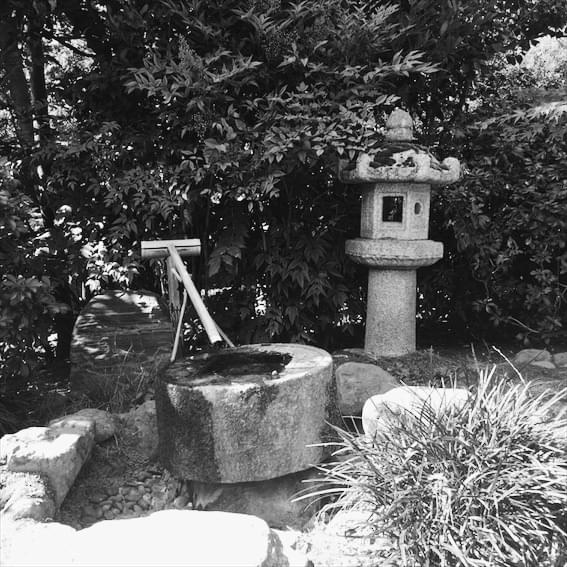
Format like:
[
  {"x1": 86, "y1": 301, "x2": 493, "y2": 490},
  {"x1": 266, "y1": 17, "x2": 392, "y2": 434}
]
[{"x1": 141, "y1": 239, "x2": 201, "y2": 259}]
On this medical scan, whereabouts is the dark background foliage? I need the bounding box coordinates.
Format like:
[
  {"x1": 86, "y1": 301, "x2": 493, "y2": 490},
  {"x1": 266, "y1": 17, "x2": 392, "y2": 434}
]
[{"x1": 1, "y1": 0, "x2": 566, "y2": 386}]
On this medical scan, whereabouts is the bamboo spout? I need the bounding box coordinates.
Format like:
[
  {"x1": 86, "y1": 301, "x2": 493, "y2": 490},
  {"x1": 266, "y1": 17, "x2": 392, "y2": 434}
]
[{"x1": 165, "y1": 244, "x2": 222, "y2": 345}]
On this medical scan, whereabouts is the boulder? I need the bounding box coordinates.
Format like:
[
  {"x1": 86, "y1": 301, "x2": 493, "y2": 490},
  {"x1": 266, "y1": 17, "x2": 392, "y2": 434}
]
[
  {"x1": 513, "y1": 349, "x2": 552, "y2": 367},
  {"x1": 69, "y1": 290, "x2": 172, "y2": 401},
  {"x1": 50, "y1": 408, "x2": 116, "y2": 444},
  {"x1": 335, "y1": 362, "x2": 398, "y2": 416},
  {"x1": 362, "y1": 386, "x2": 470, "y2": 439},
  {"x1": 0, "y1": 470, "x2": 56, "y2": 522},
  {"x1": 0, "y1": 422, "x2": 94, "y2": 507}
]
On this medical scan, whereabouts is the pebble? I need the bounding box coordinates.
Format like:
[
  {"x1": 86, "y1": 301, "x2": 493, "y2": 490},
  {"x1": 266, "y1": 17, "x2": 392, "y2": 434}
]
[
  {"x1": 125, "y1": 489, "x2": 140, "y2": 502},
  {"x1": 59, "y1": 467, "x2": 195, "y2": 529},
  {"x1": 173, "y1": 495, "x2": 189, "y2": 509}
]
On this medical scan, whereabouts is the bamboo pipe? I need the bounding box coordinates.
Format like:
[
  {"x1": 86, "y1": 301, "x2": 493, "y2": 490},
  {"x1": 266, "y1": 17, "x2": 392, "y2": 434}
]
[
  {"x1": 170, "y1": 266, "x2": 235, "y2": 349},
  {"x1": 166, "y1": 244, "x2": 222, "y2": 345}
]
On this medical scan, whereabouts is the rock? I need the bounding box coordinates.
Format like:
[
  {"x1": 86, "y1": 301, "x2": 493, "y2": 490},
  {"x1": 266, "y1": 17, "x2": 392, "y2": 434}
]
[
  {"x1": 553, "y1": 352, "x2": 567, "y2": 367},
  {"x1": 362, "y1": 386, "x2": 470, "y2": 439},
  {"x1": 0, "y1": 422, "x2": 94, "y2": 507},
  {"x1": 173, "y1": 495, "x2": 189, "y2": 509},
  {"x1": 513, "y1": 349, "x2": 552, "y2": 367},
  {"x1": 0, "y1": 519, "x2": 77, "y2": 566},
  {"x1": 157, "y1": 344, "x2": 340, "y2": 483},
  {"x1": 192, "y1": 466, "x2": 324, "y2": 529},
  {"x1": 335, "y1": 362, "x2": 398, "y2": 416},
  {"x1": 71, "y1": 510, "x2": 308, "y2": 566},
  {"x1": 50, "y1": 408, "x2": 116, "y2": 444},
  {"x1": 529, "y1": 360, "x2": 556, "y2": 370},
  {"x1": 0, "y1": 470, "x2": 57, "y2": 522},
  {"x1": 117, "y1": 400, "x2": 158, "y2": 459},
  {"x1": 69, "y1": 290, "x2": 172, "y2": 401}
]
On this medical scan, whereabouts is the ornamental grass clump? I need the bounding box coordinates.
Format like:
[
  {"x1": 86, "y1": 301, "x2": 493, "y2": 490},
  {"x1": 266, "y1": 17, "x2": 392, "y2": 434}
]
[{"x1": 312, "y1": 367, "x2": 567, "y2": 566}]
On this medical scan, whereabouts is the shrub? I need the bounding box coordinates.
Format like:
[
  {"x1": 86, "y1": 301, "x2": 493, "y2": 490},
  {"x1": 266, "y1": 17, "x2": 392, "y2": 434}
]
[
  {"x1": 312, "y1": 368, "x2": 567, "y2": 566},
  {"x1": 0, "y1": 169, "x2": 69, "y2": 379},
  {"x1": 423, "y1": 64, "x2": 567, "y2": 345}
]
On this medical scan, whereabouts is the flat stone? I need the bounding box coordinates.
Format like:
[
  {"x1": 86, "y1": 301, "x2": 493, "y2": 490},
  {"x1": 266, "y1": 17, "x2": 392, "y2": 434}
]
[
  {"x1": 362, "y1": 386, "x2": 470, "y2": 439},
  {"x1": 0, "y1": 519, "x2": 77, "y2": 566},
  {"x1": 0, "y1": 423, "x2": 94, "y2": 507},
  {"x1": 192, "y1": 466, "x2": 324, "y2": 529},
  {"x1": 69, "y1": 290, "x2": 172, "y2": 401},
  {"x1": 335, "y1": 362, "x2": 398, "y2": 416},
  {"x1": 513, "y1": 349, "x2": 552, "y2": 366},
  {"x1": 553, "y1": 352, "x2": 567, "y2": 367},
  {"x1": 157, "y1": 344, "x2": 340, "y2": 482},
  {"x1": 50, "y1": 408, "x2": 116, "y2": 444},
  {"x1": 71, "y1": 510, "x2": 307, "y2": 566}
]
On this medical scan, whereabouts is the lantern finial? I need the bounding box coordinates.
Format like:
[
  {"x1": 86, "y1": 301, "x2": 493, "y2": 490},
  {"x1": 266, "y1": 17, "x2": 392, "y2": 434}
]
[{"x1": 385, "y1": 109, "x2": 414, "y2": 142}]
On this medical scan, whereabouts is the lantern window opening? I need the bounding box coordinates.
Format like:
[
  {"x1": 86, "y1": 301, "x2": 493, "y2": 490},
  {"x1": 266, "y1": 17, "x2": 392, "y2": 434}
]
[{"x1": 382, "y1": 195, "x2": 404, "y2": 223}]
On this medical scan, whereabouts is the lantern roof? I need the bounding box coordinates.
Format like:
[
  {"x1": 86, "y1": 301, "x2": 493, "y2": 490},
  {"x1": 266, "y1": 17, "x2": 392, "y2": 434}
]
[{"x1": 340, "y1": 109, "x2": 461, "y2": 185}]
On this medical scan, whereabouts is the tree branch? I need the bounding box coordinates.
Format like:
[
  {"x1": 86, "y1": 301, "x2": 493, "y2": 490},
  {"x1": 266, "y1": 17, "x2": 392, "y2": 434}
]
[{"x1": 43, "y1": 29, "x2": 96, "y2": 58}]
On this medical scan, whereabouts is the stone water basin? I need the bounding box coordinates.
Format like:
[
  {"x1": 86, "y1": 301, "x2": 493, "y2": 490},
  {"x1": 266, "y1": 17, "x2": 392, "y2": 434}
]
[{"x1": 156, "y1": 343, "x2": 341, "y2": 484}]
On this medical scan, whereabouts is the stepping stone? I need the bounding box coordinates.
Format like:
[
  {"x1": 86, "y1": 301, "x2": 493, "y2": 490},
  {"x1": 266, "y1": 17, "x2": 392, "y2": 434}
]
[{"x1": 70, "y1": 290, "x2": 172, "y2": 401}]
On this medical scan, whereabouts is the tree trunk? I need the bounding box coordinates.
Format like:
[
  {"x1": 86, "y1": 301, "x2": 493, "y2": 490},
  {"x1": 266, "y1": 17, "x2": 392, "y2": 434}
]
[
  {"x1": 28, "y1": 10, "x2": 50, "y2": 146},
  {"x1": 0, "y1": 10, "x2": 34, "y2": 147}
]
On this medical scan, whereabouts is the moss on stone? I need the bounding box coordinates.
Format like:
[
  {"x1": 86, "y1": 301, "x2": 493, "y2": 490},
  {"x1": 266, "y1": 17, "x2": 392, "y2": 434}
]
[{"x1": 155, "y1": 375, "x2": 220, "y2": 482}]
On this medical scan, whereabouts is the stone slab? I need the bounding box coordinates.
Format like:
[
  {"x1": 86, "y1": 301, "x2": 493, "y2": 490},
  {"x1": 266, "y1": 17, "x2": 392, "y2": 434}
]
[
  {"x1": 0, "y1": 470, "x2": 57, "y2": 522},
  {"x1": 69, "y1": 290, "x2": 172, "y2": 400},
  {"x1": 0, "y1": 422, "x2": 94, "y2": 507}
]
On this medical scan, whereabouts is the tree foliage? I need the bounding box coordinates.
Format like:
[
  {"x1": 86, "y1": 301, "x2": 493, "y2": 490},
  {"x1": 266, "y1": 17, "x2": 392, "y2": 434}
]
[
  {"x1": 423, "y1": 57, "x2": 567, "y2": 344},
  {"x1": 0, "y1": 0, "x2": 566, "y2": 379}
]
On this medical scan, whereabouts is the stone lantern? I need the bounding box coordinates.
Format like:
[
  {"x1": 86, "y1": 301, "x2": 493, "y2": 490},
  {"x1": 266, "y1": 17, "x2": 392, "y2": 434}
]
[{"x1": 340, "y1": 109, "x2": 461, "y2": 356}]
